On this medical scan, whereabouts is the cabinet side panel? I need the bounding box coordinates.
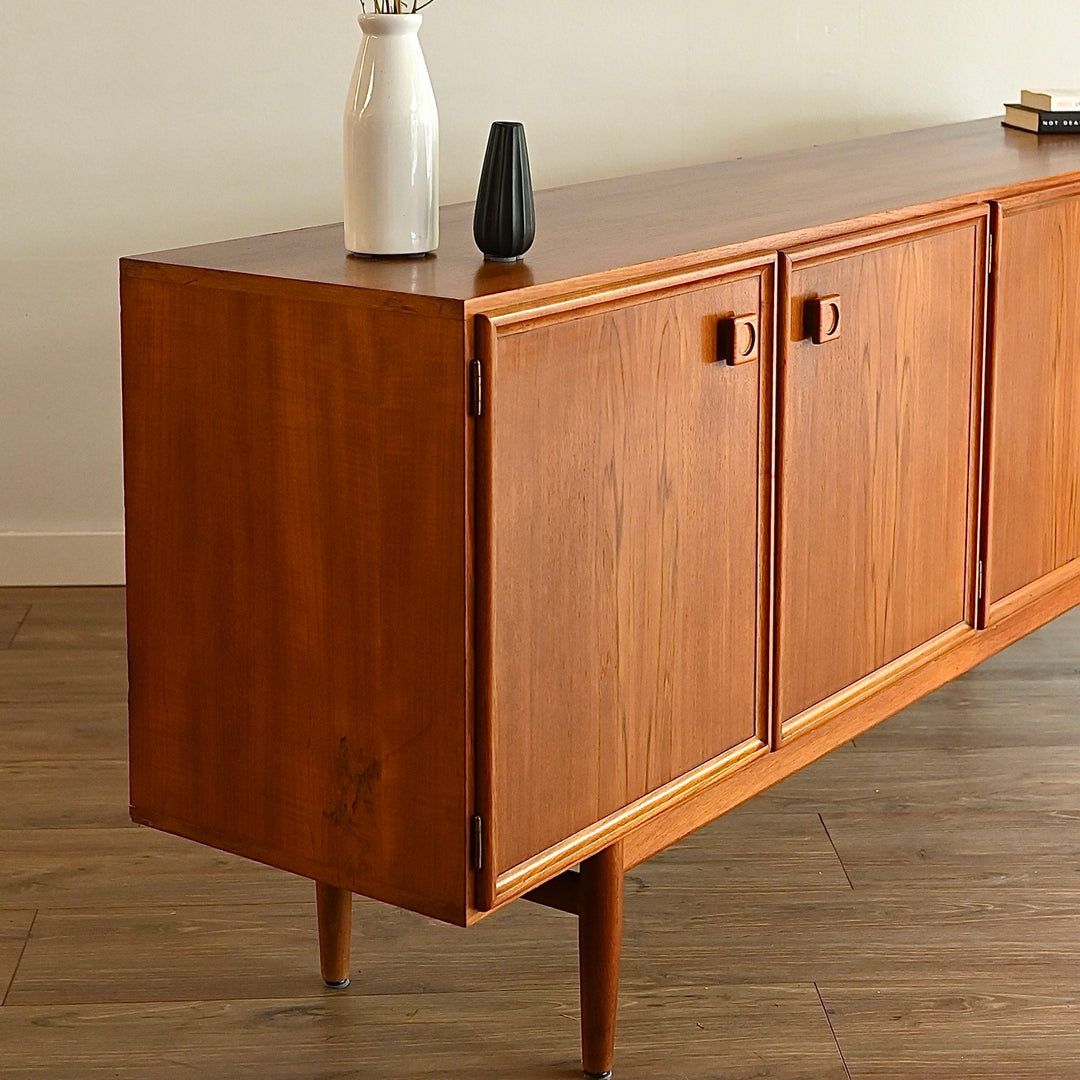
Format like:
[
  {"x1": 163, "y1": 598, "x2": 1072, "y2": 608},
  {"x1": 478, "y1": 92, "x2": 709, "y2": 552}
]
[
  {"x1": 986, "y1": 194, "x2": 1080, "y2": 610},
  {"x1": 121, "y1": 274, "x2": 469, "y2": 924}
]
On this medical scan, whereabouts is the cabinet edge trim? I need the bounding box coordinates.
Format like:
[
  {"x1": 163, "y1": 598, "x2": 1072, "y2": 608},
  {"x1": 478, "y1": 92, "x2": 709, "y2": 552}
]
[
  {"x1": 486, "y1": 737, "x2": 769, "y2": 910},
  {"x1": 477, "y1": 254, "x2": 778, "y2": 334},
  {"x1": 985, "y1": 555, "x2": 1080, "y2": 626},
  {"x1": 780, "y1": 622, "x2": 973, "y2": 743}
]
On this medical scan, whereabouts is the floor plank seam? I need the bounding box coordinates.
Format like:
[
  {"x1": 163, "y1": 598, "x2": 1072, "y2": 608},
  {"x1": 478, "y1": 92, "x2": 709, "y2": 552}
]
[
  {"x1": 2, "y1": 909, "x2": 38, "y2": 1007},
  {"x1": 2, "y1": 606, "x2": 31, "y2": 649},
  {"x1": 818, "y1": 813, "x2": 855, "y2": 890},
  {"x1": 814, "y1": 981, "x2": 853, "y2": 1080}
]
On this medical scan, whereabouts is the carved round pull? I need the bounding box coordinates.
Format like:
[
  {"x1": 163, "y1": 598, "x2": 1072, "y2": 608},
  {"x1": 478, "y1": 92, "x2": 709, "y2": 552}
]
[
  {"x1": 811, "y1": 294, "x2": 842, "y2": 344},
  {"x1": 720, "y1": 313, "x2": 760, "y2": 365},
  {"x1": 737, "y1": 319, "x2": 757, "y2": 358}
]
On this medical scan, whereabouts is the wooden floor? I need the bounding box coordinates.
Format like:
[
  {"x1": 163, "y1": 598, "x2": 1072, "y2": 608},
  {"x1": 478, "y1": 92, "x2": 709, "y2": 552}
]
[{"x1": 2, "y1": 587, "x2": 1080, "y2": 1078}]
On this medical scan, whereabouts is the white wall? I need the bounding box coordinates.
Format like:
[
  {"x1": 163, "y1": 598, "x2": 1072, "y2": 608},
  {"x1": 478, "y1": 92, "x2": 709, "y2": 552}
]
[{"x1": 2, "y1": 0, "x2": 1077, "y2": 584}]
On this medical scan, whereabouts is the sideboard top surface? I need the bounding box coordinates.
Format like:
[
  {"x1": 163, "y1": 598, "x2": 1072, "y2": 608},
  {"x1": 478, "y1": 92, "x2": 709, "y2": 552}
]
[{"x1": 125, "y1": 118, "x2": 1080, "y2": 310}]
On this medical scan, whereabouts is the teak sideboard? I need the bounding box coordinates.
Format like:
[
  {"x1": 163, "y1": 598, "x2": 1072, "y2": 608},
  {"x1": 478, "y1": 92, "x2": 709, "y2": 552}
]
[{"x1": 120, "y1": 118, "x2": 1080, "y2": 1078}]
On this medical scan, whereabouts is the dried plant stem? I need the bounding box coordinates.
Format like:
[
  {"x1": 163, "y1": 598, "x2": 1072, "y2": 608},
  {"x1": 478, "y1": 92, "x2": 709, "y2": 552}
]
[{"x1": 359, "y1": 0, "x2": 436, "y2": 11}]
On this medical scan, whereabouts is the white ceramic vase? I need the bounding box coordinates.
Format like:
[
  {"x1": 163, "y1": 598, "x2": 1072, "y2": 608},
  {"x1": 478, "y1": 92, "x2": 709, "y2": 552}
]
[{"x1": 343, "y1": 13, "x2": 439, "y2": 256}]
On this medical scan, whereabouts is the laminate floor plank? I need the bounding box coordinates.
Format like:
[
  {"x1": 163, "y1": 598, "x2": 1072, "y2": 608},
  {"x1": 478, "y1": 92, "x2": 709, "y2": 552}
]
[
  {"x1": 0, "y1": 984, "x2": 847, "y2": 1080},
  {"x1": 818, "y1": 981, "x2": 1080, "y2": 1080},
  {"x1": 755, "y1": 744, "x2": 1080, "y2": 814},
  {"x1": 625, "y1": 805, "x2": 852, "y2": 891},
  {"x1": 0, "y1": 587, "x2": 125, "y2": 607},
  {"x1": 5, "y1": 876, "x2": 855, "y2": 1007},
  {"x1": 3, "y1": 814, "x2": 850, "y2": 1004},
  {"x1": 821, "y1": 807, "x2": 1080, "y2": 888},
  {"x1": 6, "y1": 901, "x2": 574, "y2": 1006},
  {"x1": 0, "y1": 703, "x2": 127, "y2": 761},
  {"x1": 0, "y1": 649, "x2": 127, "y2": 705},
  {"x1": 0, "y1": 828, "x2": 310, "y2": 910},
  {"x1": 9, "y1": 595, "x2": 127, "y2": 650},
  {"x1": 11, "y1": 876, "x2": 1080, "y2": 1007},
  {"x1": 852, "y1": 678, "x2": 1080, "y2": 750},
  {"x1": 624, "y1": 885, "x2": 1080, "y2": 985},
  {"x1": 0, "y1": 761, "x2": 130, "y2": 828}
]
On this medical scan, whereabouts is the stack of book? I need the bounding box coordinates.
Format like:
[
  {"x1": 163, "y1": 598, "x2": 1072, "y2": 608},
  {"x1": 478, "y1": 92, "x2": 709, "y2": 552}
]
[{"x1": 1003, "y1": 90, "x2": 1080, "y2": 134}]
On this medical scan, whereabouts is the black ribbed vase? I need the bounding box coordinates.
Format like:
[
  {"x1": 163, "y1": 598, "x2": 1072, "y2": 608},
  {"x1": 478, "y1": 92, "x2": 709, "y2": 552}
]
[{"x1": 473, "y1": 121, "x2": 535, "y2": 262}]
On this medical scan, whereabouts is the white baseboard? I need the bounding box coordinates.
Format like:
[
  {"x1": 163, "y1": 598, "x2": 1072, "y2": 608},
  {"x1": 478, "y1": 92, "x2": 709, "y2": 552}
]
[{"x1": 0, "y1": 532, "x2": 126, "y2": 586}]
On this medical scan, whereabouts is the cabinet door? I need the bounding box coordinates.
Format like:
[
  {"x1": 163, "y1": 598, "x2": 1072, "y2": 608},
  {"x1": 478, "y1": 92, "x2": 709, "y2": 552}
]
[
  {"x1": 776, "y1": 211, "x2": 986, "y2": 738},
  {"x1": 983, "y1": 187, "x2": 1080, "y2": 622},
  {"x1": 476, "y1": 267, "x2": 772, "y2": 904}
]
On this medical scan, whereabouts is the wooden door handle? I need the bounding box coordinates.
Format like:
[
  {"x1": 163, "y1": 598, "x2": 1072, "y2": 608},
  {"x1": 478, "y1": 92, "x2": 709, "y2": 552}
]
[
  {"x1": 718, "y1": 313, "x2": 759, "y2": 365},
  {"x1": 809, "y1": 295, "x2": 842, "y2": 344}
]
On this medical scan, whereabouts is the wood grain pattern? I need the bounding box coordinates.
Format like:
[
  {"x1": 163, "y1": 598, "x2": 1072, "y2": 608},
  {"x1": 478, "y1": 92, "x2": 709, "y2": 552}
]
[
  {"x1": 984, "y1": 187, "x2": 1080, "y2": 618},
  {"x1": 0, "y1": 827, "x2": 311, "y2": 910},
  {"x1": 818, "y1": 982, "x2": 1080, "y2": 1080},
  {"x1": 626, "y1": 885, "x2": 1080, "y2": 986},
  {"x1": 818, "y1": 806, "x2": 1080, "y2": 890},
  {"x1": 0, "y1": 986, "x2": 848, "y2": 1080},
  {"x1": 6, "y1": 588, "x2": 125, "y2": 651},
  {"x1": 123, "y1": 120, "x2": 1080, "y2": 315},
  {"x1": 478, "y1": 268, "x2": 770, "y2": 883},
  {"x1": 0, "y1": 649, "x2": 128, "y2": 705},
  {"x1": 776, "y1": 212, "x2": 984, "y2": 732},
  {"x1": 0, "y1": 704, "x2": 127, "y2": 761},
  {"x1": 0, "y1": 761, "x2": 130, "y2": 828},
  {"x1": 121, "y1": 273, "x2": 472, "y2": 925}
]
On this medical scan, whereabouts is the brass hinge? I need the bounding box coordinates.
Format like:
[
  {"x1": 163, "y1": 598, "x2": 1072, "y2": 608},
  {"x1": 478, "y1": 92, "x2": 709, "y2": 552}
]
[
  {"x1": 987, "y1": 232, "x2": 994, "y2": 277},
  {"x1": 470, "y1": 814, "x2": 484, "y2": 871},
  {"x1": 469, "y1": 358, "x2": 483, "y2": 418},
  {"x1": 976, "y1": 559, "x2": 985, "y2": 602}
]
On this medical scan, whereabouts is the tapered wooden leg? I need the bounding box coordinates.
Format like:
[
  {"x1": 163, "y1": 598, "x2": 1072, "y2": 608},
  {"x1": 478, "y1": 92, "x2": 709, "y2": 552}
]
[
  {"x1": 315, "y1": 881, "x2": 352, "y2": 988},
  {"x1": 578, "y1": 842, "x2": 624, "y2": 1079}
]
